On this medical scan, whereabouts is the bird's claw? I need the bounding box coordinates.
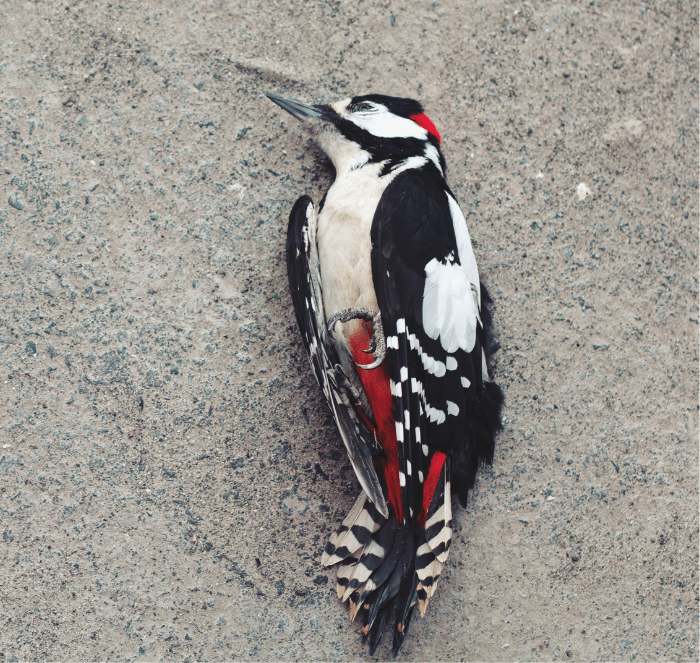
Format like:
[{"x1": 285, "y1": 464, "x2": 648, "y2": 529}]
[
  {"x1": 362, "y1": 339, "x2": 376, "y2": 354},
  {"x1": 358, "y1": 355, "x2": 383, "y2": 370},
  {"x1": 327, "y1": 307, "x2": 386, "y2": 370}
]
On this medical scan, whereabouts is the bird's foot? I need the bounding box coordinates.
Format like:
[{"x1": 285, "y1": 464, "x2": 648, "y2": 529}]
[
  {"x1": 327, "y1": 308, "x2": 386, "y2": 370},
  {"x1": 331, "y1": 364, "x2": 363, "y2": 408}
]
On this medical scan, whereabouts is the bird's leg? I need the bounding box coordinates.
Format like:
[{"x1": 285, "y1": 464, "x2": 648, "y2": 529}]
[{"x1": 327, "y1": 308, "x2": 386, "y2": 370}]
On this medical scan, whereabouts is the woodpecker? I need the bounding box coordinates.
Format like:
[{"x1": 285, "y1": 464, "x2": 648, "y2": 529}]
[{"x1": 268, "y1": 92, "x2": 504, "y2": 656}]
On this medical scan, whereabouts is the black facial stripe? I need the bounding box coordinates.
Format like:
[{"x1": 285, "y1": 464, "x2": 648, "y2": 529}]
[{"x1": 321, "y1": 107, "x2": 442, "y2": 171}]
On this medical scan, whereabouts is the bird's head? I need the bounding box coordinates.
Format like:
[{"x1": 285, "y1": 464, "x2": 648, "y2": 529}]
[{"x1": 267, "y1": 93, "x2": 445, "y2": 176}]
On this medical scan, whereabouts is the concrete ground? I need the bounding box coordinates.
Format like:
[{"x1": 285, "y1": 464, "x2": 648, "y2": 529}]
[{"x1": 0, "y1": 0, "x2": 697, "y2": 660}]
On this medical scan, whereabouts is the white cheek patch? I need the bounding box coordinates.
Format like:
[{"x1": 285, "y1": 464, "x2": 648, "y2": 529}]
[{"x1": 350, "y1": 107, "x2": 429, "y2": 140}]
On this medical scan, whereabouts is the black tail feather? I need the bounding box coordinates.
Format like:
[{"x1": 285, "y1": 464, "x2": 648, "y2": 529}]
[
  {"x1": 392, "y1": 561, "x2": 419, "y2": 656},
  {"x1": 368, "y1": 603, "x2": 392, "y2": 655}
]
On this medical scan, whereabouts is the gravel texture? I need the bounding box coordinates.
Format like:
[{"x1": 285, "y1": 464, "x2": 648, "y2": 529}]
[{"x1": 0, "y1": 1, "x2": 697, "y2": 661}]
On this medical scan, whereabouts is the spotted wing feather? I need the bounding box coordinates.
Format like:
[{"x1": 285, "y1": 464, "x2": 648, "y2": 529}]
[
  {"x1": 287, "y1": 196, "x2": 388, "y2": 517},
  {"x1": 370, "y1": 168, "x2": 486, "y2": 521}
]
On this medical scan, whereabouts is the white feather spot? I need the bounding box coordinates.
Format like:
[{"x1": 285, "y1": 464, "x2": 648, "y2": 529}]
[
  {"x1": 404, "y1": 409, "x2": 410, "y2": 429},
  {"x1": 411, "y1": 377, "x2": 420, "y2": 393},
  {"x1": 386, "y1": 335, "x2": 399, "y2": 349},
  {"x1": 400, "y1": 366, "x2": 408, "y2": 382},
  {"x1": 406, "y1": 460, "x2": 412, "y2": 476},
  {"x1": 395, "y1": 421, "x2": 404, "y2": 442},
  {"x1": 422, "y1": 444, "x2": 429, "y2": 456},
  {"x1": 407, "y1": 333, "x2": 422, "y2": 355},
  {"x1": 396, "y1": 318, "x2": 406, "y2": 333},
  {"x1": 407, "y1": 332, "x2": 446, "y2": 376},
  {"x1": 415, "y1": 427, "x2": 421, "y2": 443},
  {"x1": 399, "y1": 471, "x2": 406, "y2": 487},
  {"x1": 446, "y1": 400, "x2": 460, "y2": 416},
  {"x1": 393, "y1": 155, "x2": 428, "y2": 173},
  {"x1": 425, "y1": 401, "x2": 446, "y2": 425},
  {"x1": 418, "y1": 471, "x2": 424, "y2": 483},
  {"x1": 461, "y1": 376, "x2": 471, "y2": 388},
  {"x1": 446, "y1": 356, "x2": 458, "y2": 371}
]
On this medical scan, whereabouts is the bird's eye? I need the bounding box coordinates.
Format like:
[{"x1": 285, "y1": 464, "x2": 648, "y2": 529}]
[{"x1": 352, "y1": 102, "x2": 374, "y2": 113}]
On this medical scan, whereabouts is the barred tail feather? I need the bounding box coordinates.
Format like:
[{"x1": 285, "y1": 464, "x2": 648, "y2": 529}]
[
  {"x1": 340, "y1": 519, "x2": 399, "y2": 601},
  {"x1": 415, "y1": 541, "x2": 444, "y2": 616},
  {"x1": 425, "y1": 458, "x2": 453, "y2": 563},
  {"x1": 325, "y1": 493, "x2": 451, "y2": 657},
  {"x1": 322, "y1": 493, "x2": 384, "y2": 566}
]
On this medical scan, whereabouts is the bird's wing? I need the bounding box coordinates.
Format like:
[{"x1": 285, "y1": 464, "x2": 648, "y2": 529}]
[
  {"x1": 370, "y1": 167, "x2": 485, "y2": 539},
  {"x1": 286, "y1": 195, "x2": 389, "y2": 518}
]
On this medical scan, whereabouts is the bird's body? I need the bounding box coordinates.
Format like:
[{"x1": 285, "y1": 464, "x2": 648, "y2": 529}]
[
  {"x1": 317, "y1": 160, "x2": 384, "y2": 317},
  {"x1": 268, "y1": 92, "x2": 504, "y2": 655}
]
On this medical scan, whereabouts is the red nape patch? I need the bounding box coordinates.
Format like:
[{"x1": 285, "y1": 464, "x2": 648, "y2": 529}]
[
  {"x1": 350, "y1": 321, "x2": 403, "y2": 523},
  {"x1": 410, "y1": 112, "x2": 441, "y2": 143},
  {"x1": 419, "y1": 451, "x2": 447, "y2": 528}
]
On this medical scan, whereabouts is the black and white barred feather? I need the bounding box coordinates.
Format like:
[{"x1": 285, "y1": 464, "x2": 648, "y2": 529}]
[{"x1": 286, "y1": 196, "x2": 388, "y2": 517}]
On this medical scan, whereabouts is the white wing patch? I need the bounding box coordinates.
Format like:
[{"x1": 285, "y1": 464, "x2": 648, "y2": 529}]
[
  {"x1": 422, "y1": 257, "x2": 478, "y2": 353},
  {"x1": 421, "y1": 193, "x2": 481, "y2": 353}
]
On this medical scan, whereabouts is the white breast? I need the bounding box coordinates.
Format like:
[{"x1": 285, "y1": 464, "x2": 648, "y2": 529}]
[
  {"x1": 316, "y1": 162, "x2": 390, "y2": 321},
  {"x1": 316, "y1": 159, "x2": 431, "y2": 322}
]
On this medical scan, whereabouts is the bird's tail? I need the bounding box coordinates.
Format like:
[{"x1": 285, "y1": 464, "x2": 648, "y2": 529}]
[{"x1": 322, "y1": 462, "x2": 452, "y2": 656}]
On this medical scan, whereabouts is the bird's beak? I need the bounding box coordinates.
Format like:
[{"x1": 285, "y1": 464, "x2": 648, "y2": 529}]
[{"x1": 266, "y1": 93, "x2": 323, "y2": 122}]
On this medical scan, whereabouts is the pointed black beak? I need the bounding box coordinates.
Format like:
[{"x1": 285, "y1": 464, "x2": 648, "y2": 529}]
[{"x1": 266, "y1": 93, "x2": 323, "y2": 122}]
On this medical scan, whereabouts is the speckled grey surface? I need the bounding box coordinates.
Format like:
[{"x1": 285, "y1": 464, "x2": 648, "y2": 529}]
[{"x1": 0, "y1": 1, "x2": 697, "y2": 661}]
